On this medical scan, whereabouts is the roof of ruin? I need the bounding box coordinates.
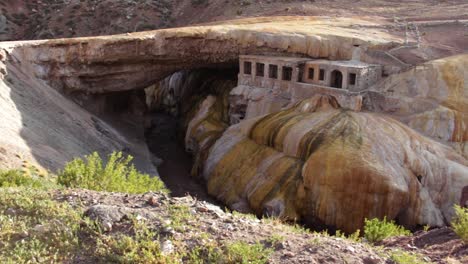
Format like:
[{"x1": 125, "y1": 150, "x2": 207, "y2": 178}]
[
  {"x1": 240, "y1": 55, "x2": 381, "y2": 68},
  {"x1": 239, "y1": 55, "x2": 309, "y2": 63},
  {"x1": 306, "y1": 59, "x2": 381, "y2": 68}
]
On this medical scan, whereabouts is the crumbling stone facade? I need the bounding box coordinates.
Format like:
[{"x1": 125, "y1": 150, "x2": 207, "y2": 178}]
[{"x1": 239, "y1": 55, "x2": 382, "y2": 92}]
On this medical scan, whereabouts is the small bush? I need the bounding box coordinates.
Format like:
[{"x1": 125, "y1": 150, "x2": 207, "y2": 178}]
[
  {"x1": 452, "y1": 205, "x2": 468, "y2": 243},
  {"x1": 186, "y1": 242, "x2": 222, "y2": 264},
  {"x1": 335, "y1": 229, "x2": 361, "y2": 242},
  {"x1": 265, "y1": 234, "x2": 284, "y2": 247},
  {"x1": 168, "y1": 204, "x2": 191, "y2": 231},
  {"x1": 364, "y1": 217, "x2": 411, "y2": 243},
  {"x1": 58, "y1": 151, "x2": 168, "y2": 194},
  {"x1": 0, "y1": 170, "x2": 40, "y2": 188},
  {"x1": 0, "y1": 169, "x2": 56, "y2": 189},
  {"x1": 93, "y1": 218, "x2": 178, "y2": 263},
  {"x1": 390, "y1": 250, "x2": 430, "y2": 264},
  {"x1": 0, "y1": 188, "x2": 82, "y2": 263},
  {"x1": 224, "y1": 241, "x2": 272, "y2": 264}
]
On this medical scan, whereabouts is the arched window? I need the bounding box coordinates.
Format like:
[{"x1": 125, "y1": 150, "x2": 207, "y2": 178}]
[{"x1": 330, "y1": 70, "x2": 343, "y2": 88}]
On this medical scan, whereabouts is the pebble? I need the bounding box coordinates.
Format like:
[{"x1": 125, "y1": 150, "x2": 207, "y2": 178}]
[
  {"x1": 161, "y1": 240, "x2": 174, "y2": 255},
  {"x1": 208, "y1": 225, "x2": 218, "y2": 233},
  {"x1": 346, "y1": 245, "x2": 356, "y2": 253},
  {"x1": 147, "y1": 196, "x2": 159, "y2": 206},
  {"x1": 33, "y1": 224, "x2": 48, "y2": 234},
  {"x1": 223, "y1": 223, "x2": 234, "y2": 231},
  {"x1": 135, "y1": 214, "x2": 144, "y2": 221},
  {"x1": 102, "y1": 221, "x2": 113, "y2": 232},
  {"x1": 162, "y1": 226, "x2": 175, "y2": 235},
  {"x1": 19, "y1": 231, "x2": 29, "y2": 238},
  {"x1": 5, "y1": 208, "x2": 16, "y2": 216},
  {"x1": 362, "y1": 256, "x2": 380, "y2": 264},
  {"x1": 276, "y1": 241, "x2": 286, "y2": 250},
  {"x1": 406, "y1": 244, "x2": 418, "y2": 250}
]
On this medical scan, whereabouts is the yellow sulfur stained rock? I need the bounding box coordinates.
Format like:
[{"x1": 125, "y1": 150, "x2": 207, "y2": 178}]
[{"x1": 203, "y1": 95, "x2": 468, "y2": 233}]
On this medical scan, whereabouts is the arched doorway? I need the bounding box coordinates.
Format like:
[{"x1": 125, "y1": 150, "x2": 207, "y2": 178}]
[{"x1": 330, "y1": 70, "x2": 343, "y2": 89}]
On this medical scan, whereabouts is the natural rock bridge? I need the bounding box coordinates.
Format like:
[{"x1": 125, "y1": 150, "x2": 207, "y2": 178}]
[{"x1": 0, "y1": 16, "x2": 466, "y2": 233}]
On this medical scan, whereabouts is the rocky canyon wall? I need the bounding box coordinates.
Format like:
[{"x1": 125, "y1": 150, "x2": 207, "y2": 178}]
[
  {"x1": 0, "y1": 16, "x2": 466, "y2": 233},
  {"x1": 0, "y1": 50, "x2": 157, "y2": 174},
  {"x1": 2, "y1": 17, "x2": 401, "y2": 94}
]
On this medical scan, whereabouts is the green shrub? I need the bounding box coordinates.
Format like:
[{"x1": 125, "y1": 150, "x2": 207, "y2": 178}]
[
  {"x1": 186, "y1": 242, "x2": 222, "y2": 264},
  {"x1": 93, "y1": 218, "x2": 179, "y2": 263},
  {"x1": 0, "y1": 170, "x2": 40, "y2": 188},
  {"x1": 364, "y1": 217, "x2": 411, "y2": 243},
  {"x1": 389, "y1": 250, "x2": 430, "y2": 264},
  {"x1": 58, "y1": 151, "x2": 168, "y2": 194},
  {"x1": 0, "y1": 169, "x2": 56, "y2": 189},
  {"x1": 168, "y1": 204, "x2": 191, "y2": 231},
  {"x1": 265, "y1": 234, "x2": 284, "y2": 247},
  {"x1": 224, "y1": 241, "x2": 272, "y2": 264},
  {"x1": 0, "y1": 188, "x2": 82, "y2": 263},
  {"x1": 452, "y1": 205, "x2": 468, "y2": 243},
  {"x1": 187, "y1": 240, "x2": 272, "y2": 264},
  {"x1": 335, "y1": 229, "x2": 361, "y2": 242},
  {"x1": 0, "y1": 188, "x2": 177, "y2": 263}
]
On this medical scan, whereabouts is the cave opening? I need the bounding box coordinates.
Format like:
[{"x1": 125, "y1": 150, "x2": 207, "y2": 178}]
[{"x1": 144, "y1": 67, "x2": 239, "y2": 202}]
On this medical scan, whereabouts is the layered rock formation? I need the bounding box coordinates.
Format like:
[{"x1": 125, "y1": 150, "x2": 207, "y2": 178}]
[
  {"x1": 4, "y1": 17, "x2": 400, "y2": 94},
  {"x1": 202, "y1": 95, "x2": 468, "y2": 232},
  {"x1": 368, "y1": 54, "x2": 468, "y2": 158},
  {"x1": 0, "y1": 49, "x2": 157, "y2": 174}
]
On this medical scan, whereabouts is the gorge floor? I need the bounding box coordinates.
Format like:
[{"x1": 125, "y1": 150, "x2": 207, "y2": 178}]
[{"x1": 145, "y1": 112, "x2": 218, "y2": 204}]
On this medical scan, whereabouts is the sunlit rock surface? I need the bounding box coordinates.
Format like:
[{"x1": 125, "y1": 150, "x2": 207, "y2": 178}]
[
  {"x1": 1, "y1": 17, "x2": 400, "y2": 94},
  {"x1": 203, "y1": 95, "x2": 468, "y2": 232},
  {"x1": 369, "y1": 54, "x2": 467, "y2": 158},
  {"x1": 0, "y1": 16, "x2": 401, "y2": 171}
]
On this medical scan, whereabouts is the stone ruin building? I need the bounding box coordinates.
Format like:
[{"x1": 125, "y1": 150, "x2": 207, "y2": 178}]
[
  {"x1": 229, "y1": 55, "x2": 384, "y2": 124},
  {"x1": 238, "y1": 55, "x2": 383, "y2": 92}
]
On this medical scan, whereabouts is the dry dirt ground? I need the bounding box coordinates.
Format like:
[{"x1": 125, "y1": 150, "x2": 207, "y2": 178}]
[
  {"x1": 381, "y1": 228, "x2": 468, "y2": 263},
  {"x1": 53, "y1": 188, "x2": 467, "y2": 264},
  {"x1": 57, "y1": 189, "x2": 384, "y2": 263}
]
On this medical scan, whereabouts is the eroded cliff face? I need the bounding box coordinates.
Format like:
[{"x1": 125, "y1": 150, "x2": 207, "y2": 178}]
[
  {"x1": 2, "y1": 17, "x2": 400, "y2": 95},
  {"x1": 0, "y1": 50, "x2": 157, "y2": 174},
  {"x1": 202, "y1": 95, "x2": 468, "y2": 233}
]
